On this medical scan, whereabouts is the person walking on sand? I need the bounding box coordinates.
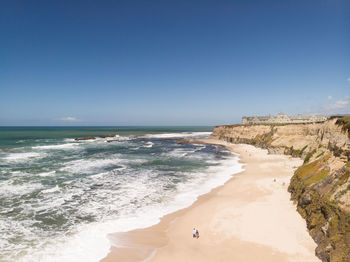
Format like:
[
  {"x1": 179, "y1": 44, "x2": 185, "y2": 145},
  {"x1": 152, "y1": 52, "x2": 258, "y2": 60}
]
[
  {"x1": 192, "y1": 228, "x2": 196, "y2": 238},
  {"x1": 196, "y1": 229, "x2": 199, "y2": 239}
]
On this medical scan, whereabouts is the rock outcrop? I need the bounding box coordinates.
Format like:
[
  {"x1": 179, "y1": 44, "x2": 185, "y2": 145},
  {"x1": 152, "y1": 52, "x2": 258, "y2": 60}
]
[
  {"x1": 211, "y1": 117, "x2": 350, "y2": 262},
  {"x1": 74, "y1": 134, "x2": 117, "y2": 141},
  {"x1": 99, "y1": 134, "x2": 116, "y2": 138},
  {"x1": 74, "y1": 136, "x2": 96, "y2": 141}
]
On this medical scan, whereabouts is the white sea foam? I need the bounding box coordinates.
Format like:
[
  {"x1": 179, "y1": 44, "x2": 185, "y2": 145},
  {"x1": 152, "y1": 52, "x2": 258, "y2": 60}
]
[
  {"x1": 174, "y1": 156, "x2": 243, "y2": 208},
  {"x1": 61, "y1": 158, "x2": 122, "y2": 174},
  {"x1": 18, "y1": 215, "x2": 161, "y2": 262},
  {"x1": 41, "y1": 185, "x2": 60, "y2": 194},
  {"x1": 64, "y1": 138, "x2": 76, "y2": 142},
  {"x1": 163, "y1": 148, "x2": 190, "y2": 158},
  {"x1": 78, "y1": 135, "x2": 130, "y2": 143},
  {"x1": 0, "y1": 180, "x2": 42, "y2": 196},
  {"x1": 61, "y1": 155, "x2": 143, "y2": 174},
  {"x1": 194, "y1": 145, "x2": 206, "y2": 151},
  {"x1": 143, "y1": 141, "x2": 153, "y2": 148},
  {"x1": 32, "y1": 143, "x2": 78, "y2": 150},
  {"x1": 38, "y1": 171, "x2": 56, "y2": 177},
  {"x1": 110, "y1": 135, "x2": 130, "y2": 141},
  {"x1": 145, "y1": 132, "x2": 211, "y2": 139},
  {"x1": 163, "y1": 146, "x2": 206, "y2": 158},
  {"x1": 3, "y1": 152, "x2": 45, "y2": 162}
]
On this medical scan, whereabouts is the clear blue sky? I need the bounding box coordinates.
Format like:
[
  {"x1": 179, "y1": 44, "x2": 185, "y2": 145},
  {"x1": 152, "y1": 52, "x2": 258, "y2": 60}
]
[{"x1": 1, "y1": 0, "x2": 349, "y2": 126}]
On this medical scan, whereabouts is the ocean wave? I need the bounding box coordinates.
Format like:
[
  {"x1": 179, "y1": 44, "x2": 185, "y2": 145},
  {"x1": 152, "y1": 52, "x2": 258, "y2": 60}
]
[
  {"x1": 1, "y1": 133, "x2": 241, "y2": 262},
  {"x1": 172, "y1": 155, "x2": 244, "y2": 209},
  {"x1": 0, "y1": 217, "x2": 42, "y2": 260},
  {"x1": 41, "y1": 185, "x2": 60, "y2": 194},
  {"x1": 32, "y1": 143, "x2": 78, "y2": 150},
  {"x1": 77, "y1": 135, "x2": 131, "y2": 143},
  {"x1": 3, "y1": 152, "x2": 46, "y2": 162},
  {"x1": 60, "y1": 155, "x2": 143, "y2": 174},
  {"x1": 38, "y1": 171, "x2": 56, "y2": 177},
  {"x1": 15, "y1": 217, "x2": 156, "y2": 262},
  {"x1": 144, "y1": 132, "x2": 211, "y2": 139},
  {"x1": 26, "y1": 154, "x2": 241, "y2": 262},
  {"x1": 162, "y1": 146, "x2": 207, "y2": 158},
  {"x1": 64, "y1": 138, "x2": 75, "y2": 142},
  {"x1": 111, "y1": 135, "x2": 130, "y2": 141},
  {"x1": 163, "y1": 148, "x2": 190, "y2": 158},
  {"x1": 143, "y1": 141, "x2": 154, "y2": 148},
  {"x1": 0, "y1": 180, "x2": 42, "y2": 196},
  {"x1": 61, "y1": 158, "x2": 123, "y2": 174}
]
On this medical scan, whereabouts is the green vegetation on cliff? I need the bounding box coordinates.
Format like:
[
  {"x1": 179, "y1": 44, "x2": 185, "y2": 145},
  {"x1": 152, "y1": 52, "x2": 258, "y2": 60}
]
[
  {"x1": 304, "y1": 149, "x2": 317, "y2": 164},
  {"x1": 286, "y1": 151, "x2": 350, "y2": 262},
  {"x1": 289, "y1": 159, "x2": 350, "y2": 262}
]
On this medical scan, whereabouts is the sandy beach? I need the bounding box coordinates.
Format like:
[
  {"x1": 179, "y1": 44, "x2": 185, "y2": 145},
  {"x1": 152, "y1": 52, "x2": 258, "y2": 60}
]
[{"x1": 101, "y1": 139, "x2": 319, "y2": 262}]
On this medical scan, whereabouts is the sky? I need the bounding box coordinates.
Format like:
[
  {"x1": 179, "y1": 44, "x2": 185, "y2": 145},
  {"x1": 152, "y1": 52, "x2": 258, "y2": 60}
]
[{"x1": 0, "y1": 0, "x2": 349, "y2": 126}]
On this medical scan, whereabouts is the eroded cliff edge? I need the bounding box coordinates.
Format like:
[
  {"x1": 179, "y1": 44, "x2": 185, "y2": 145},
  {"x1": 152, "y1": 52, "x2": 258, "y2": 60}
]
[{"x1": 211, "y1": 117, "x2": 350, "y2": 262}]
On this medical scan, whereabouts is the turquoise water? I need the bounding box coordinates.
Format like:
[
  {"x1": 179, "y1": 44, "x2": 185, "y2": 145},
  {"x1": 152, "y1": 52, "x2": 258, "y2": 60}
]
[
  {"x1": 0, "y1": 127, "x2": 242, "y2": 262},
  {"x1": 0, "y1": 126, "x2": 211, "y2": 147}
]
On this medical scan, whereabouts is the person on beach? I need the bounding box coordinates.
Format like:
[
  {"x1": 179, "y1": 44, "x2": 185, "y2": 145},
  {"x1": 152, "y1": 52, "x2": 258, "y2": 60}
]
[
  {"x1": 192, "y1": 228, "x2": 196, "y2": 238},
  {"x1": 196, "y1": 229, "x2": 199, "y2": 239}
]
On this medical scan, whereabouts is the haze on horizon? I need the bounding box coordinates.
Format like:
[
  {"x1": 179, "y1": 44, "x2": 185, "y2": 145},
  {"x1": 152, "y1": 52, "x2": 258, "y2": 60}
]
[{"x1": 0, "y1": 0, "x2": 349, "y2": 126}]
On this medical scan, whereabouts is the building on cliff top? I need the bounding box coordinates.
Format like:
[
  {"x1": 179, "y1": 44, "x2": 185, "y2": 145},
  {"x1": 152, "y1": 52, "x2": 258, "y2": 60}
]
[{"x1": 242, "y1": 113, "x2": 328, "y2": 124}]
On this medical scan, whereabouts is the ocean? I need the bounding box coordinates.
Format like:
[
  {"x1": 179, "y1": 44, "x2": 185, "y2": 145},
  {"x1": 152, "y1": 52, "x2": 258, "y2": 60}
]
[{"x1": 0, "y1": 127, "x2": 243, "y2": 262}]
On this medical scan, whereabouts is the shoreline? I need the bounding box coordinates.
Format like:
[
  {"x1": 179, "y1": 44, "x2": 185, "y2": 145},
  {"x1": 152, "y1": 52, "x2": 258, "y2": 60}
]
[{"x1": 101, "y1": 138, "x2": 319, "y2": 262}]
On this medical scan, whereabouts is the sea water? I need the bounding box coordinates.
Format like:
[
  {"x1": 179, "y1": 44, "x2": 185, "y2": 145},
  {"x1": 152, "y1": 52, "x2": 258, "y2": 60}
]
[{"x1": 0, "y1": 127, "x2": 243, "y2": 262}]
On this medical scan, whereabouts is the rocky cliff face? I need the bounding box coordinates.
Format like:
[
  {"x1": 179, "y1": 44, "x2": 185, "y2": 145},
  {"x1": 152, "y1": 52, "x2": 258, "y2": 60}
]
[{"x1": 211, "y1": 118, "x2": 350, "y2": 262}]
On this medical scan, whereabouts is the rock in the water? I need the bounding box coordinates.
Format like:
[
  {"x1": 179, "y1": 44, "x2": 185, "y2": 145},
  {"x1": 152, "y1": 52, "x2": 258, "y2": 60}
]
[
  {"x1": 99, "y1": 134, "x2": 116, "y2": 138},
  {"x1": 107, "y1": 140, "x2": 119, "y2": 143},
  {"x1": 74, "y1": 136, "x2": 96, "y2": 141}
]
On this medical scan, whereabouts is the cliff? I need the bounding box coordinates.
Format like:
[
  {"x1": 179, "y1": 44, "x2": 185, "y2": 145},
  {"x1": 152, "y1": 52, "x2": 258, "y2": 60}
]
[{"x1": 211, "y1": 117, "x2": 350, "y2": 262}]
